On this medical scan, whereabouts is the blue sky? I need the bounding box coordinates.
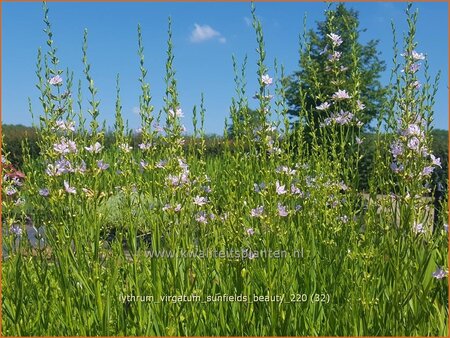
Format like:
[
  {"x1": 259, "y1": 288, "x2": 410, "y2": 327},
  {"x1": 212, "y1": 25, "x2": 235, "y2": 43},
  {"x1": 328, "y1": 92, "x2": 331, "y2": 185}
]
[{"x1": 2, "y1": 1, "x2": 448, "y2": 134}]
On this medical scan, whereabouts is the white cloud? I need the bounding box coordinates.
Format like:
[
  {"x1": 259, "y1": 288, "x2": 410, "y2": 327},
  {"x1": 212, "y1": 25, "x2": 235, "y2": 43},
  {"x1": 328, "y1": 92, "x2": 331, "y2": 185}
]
[
  {"x1": 190, "y1": 23, "x2": 225, "y2": 43},
  {"x1": 244, "y1": 17, "x2": 252, "y2": 27}
]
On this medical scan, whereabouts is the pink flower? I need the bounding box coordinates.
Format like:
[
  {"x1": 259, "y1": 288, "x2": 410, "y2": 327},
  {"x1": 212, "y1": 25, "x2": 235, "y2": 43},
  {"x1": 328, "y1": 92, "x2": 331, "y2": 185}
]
[
  {"x1": 261, "y1": 74, "x2": 273, "y2": 86},
  {"x1": 246, "y1": 228, "x2": 255, "y2": 236},
  {"x1": 49, "y1": 75, "x2": 63, "y2": 86}
]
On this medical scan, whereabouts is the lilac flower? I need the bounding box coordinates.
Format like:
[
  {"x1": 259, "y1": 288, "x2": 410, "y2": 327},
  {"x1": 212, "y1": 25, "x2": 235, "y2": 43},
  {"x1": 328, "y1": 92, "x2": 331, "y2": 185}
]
[
  {"x1": 250, "y1": 206, "x2": 264, "y2": 218},
  {"x1": 422, "y1": 166, "x2": 434, "y2": 176},
  {"x1": 6, "y1": 187, "x2": 17, "y2": 196},
  {"x1": 49, "y1": 75, "x2": 63, "y2": 85},
  {"x1": 356, "y1": 100, "x2": 366, "y2": 111},
  {"x1": 67, "y1": 140, "x2": 77, "y2": 153},
  {"x1": 55, "y1": 158, "x2": 74, "y2": 175},
  {"x1": 246, "y1": 228, "x2": 255, "y2": 236},
  {"x1": 261, "y1": 74, "x2": 273, "y2": 86},
  {"x1": 338, "y1": 181, "x2": 349, "y2": 191},
  {"x1": 140, "y1": 160, "x2": 148, "y2": 170},
  {"x1": 276, "y1": 166, "x2": 287, "y2": 174},
  {"x1": 275, "y1": 181, "x2": 287, "y2": 195},
  {"x1": 412, "y1": 80, "x2": 421, "y2": 89},
  {"x1": 53, "y1": 141, "x2": 69, "y2": 154},
  {"x1": 97, "y1": 160, "x2": 109, "y2": 170},
  {"x1": 46, "y1": 164, "x2": 59, "y2": 177},
  {"x1": 333, "y1": 110, "x2": 354, "y2": 125},
  {"x1": 138, "y1": 142, "x2": 152, "y2": 150},
  {"x1": 411, "y1": 50, "x2": 425, "y2": 61},
  {"x1": 85, "y1": 142, "x2": 103, "y2": 154},
  {"x1": 290, "y1": 184, "x2": 302, "y2": 195},
  {"x1": 295, "y1": 205, "x2": 302, "y2": 212},
  {"x1": 10, "y1": 224, "x2": 23, "y2": 236},
  {"x1": 153, "y1": 123, "x2": 164, "y2": 133},
  {"x1": 277, "y1": 203, "x2": 289, "y2": 217},
  {"x1": 14, "y1": 198, "x2": 25, "y2": 206},
  {"x1": 319, "y1": 45, "x2": 328, "y2": 55},
  {"x1": 195, "y1": 211, "x2": 208, "y2": 224},
  {"x1": 178, "y1": 158, "x2": 189, "y2": 170},
  {"x1": 253, "y1": 182, "x2": 266, "y2": 193},
  {"x1": 39, "y1": 188, "x2": 50, "y2": 197},
  {"x1": 55, "y1": 120, "x2": 75, "y2": 131},
  {"x1": 327, "y1": 33, "x2": 343, "y2": 47},
  {"x1": 413, "y1": 222, "x2": 425, "y2": 234},
  {"x1": 11, "y1": 177, "x2": 23, "y2": 186},
  {"x1": 390, "y1": 140, "x2": 404, "y2": 158},
  {"x1": 193, "y1": 196, "x2": 207, "y2": 206},
  {"x1": 432, "y1": 267, "x2": 448, "y2": 280},
  {"x1": 404, "y1": 124, "x2": 422, "y2": 137},
  {"x1": 155, "y1": 160, "x2": 167, "y2": 168},
  {"x1": 162, "y1": 204, "x2": 171, "y2": 212},
  {"x1": 390, "y1": 162, "x2": 404, "y2": 174},
  {"x1": 332, "y1": 89, "x2": 351, "y2": 100},
  {"x1": 76, "y1": 160, "x2": 87, "y2": 174},
  {"x1": 407, "y1": 137, "x2": 420, "y2": 151},
  {"x1": 202, "y1": 185, "x2": 212, "y2": 194},
  {"x1": 119, "y1": 143, "x2": 132, "y2": 153},
  {"x1": 64, "y1": 180, "x2": 76, "y2": 194},
  {"x1": 168, "y1": 108, "x2": 184, "y2": 118},
  {"x1": 409, "y1": 63, "x2": 421, "y2": 73},
  {"x1": 356, "y1": 137, "x2": 363, "y2": 145},
  {"x1": 180, "y1": 172, "x2": 189, "y2": 185},
  {"x1": 53, "y1": 138, "x2": 77, "y2": 154},
  {"x1": 167, "y1": 174, "x2": 181, "y2": 187},
  {"x1": 316, "y1": 102, "x2": 331, "y2": 110},
  {"x1": 328, "y1": 51, "x2": 342, "y2": 62},
  {"x1": 174, "y1": 204, "x2": 182, "y2": 212},
  {"x1": 430, "y1": 154, "x2": 441, "y2": 168}
]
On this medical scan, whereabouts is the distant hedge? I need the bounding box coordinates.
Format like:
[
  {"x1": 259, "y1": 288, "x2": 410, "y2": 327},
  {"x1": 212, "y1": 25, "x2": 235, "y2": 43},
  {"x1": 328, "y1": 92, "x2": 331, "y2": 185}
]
[{"x1": 2, "y1": 124, "x2": 447, "y2": 192}]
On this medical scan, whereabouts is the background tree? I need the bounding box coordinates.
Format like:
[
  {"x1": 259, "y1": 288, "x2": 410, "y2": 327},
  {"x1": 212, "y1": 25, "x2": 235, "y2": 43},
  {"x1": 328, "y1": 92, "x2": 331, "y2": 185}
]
[{"x1": 285, "y1": 3, "x2": 387, "y2": 140}]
